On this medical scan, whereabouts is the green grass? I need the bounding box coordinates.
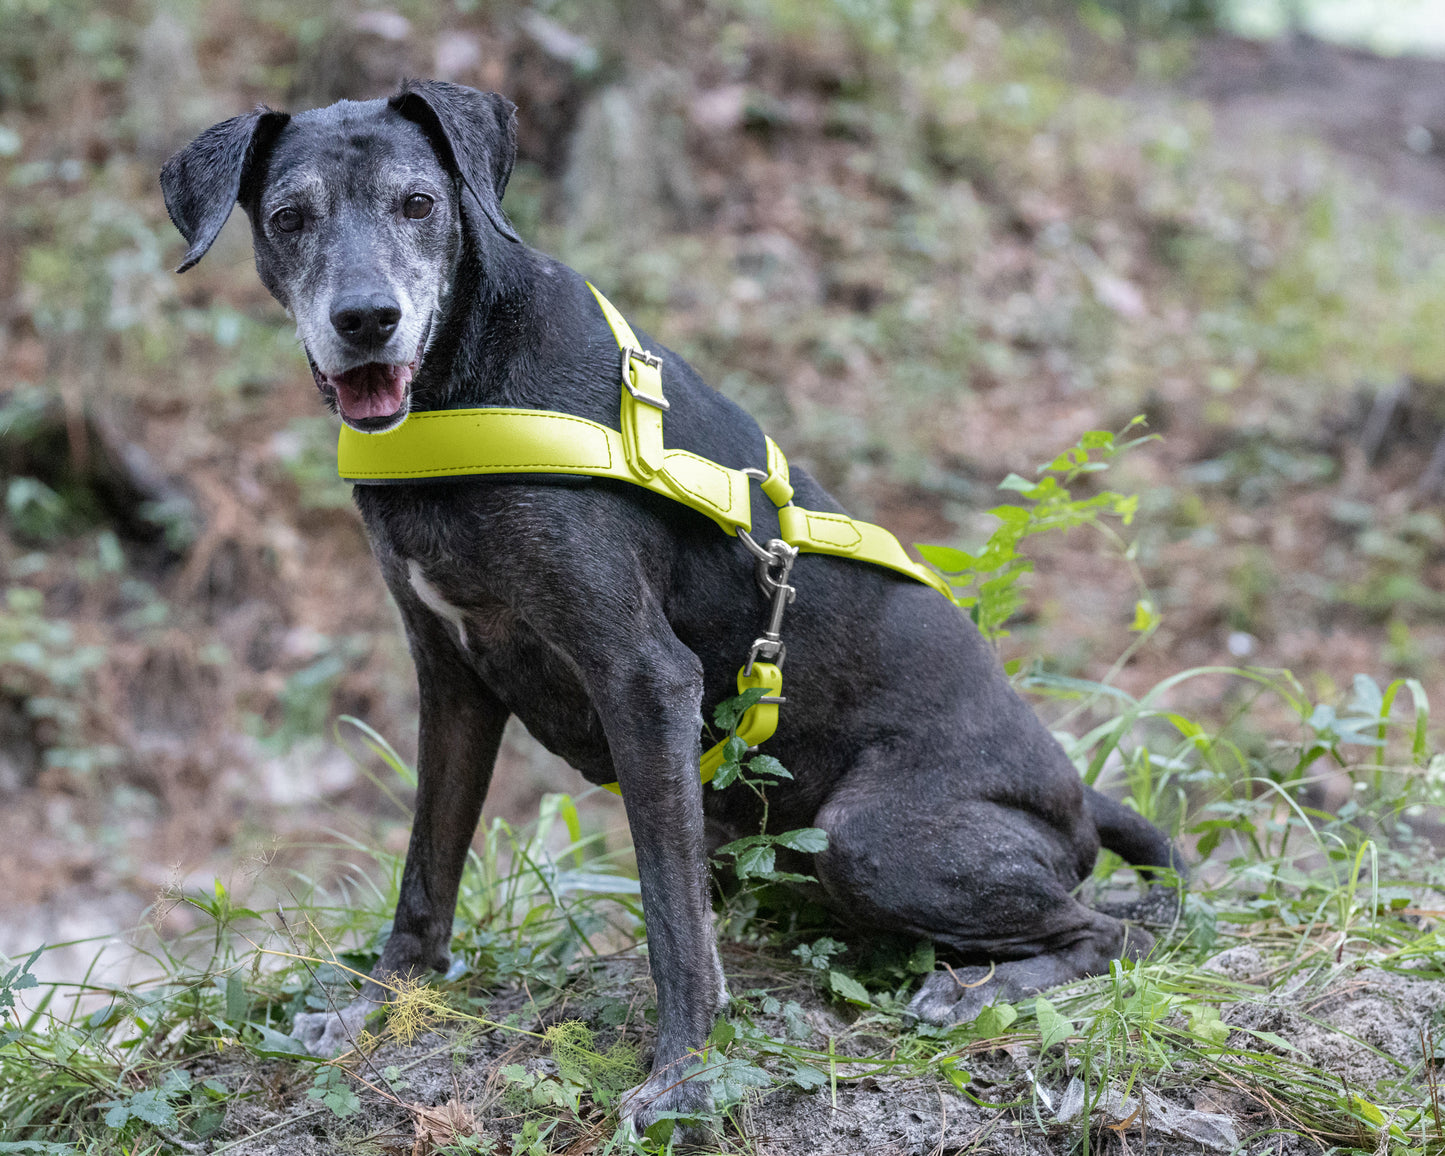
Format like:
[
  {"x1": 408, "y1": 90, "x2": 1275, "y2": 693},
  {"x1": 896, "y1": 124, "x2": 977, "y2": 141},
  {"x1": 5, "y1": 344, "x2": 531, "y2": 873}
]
[
  {"x1": 0, "y1": 656, "x2": 1438, "y2": 1154},
  {"x1": 1, "y1": 441, "x2": 1441, "y2": 1154}
]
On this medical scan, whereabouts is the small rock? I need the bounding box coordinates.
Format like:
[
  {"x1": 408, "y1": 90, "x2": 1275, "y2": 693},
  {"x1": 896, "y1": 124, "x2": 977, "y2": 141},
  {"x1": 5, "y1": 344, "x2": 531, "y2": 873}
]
[
  {"x1": 1054, "y1": 1077, "x2": 1238, "y2": 1151},
  {"x1": 1201, "y1": 944, "x2": 1266, "y2": 983}
]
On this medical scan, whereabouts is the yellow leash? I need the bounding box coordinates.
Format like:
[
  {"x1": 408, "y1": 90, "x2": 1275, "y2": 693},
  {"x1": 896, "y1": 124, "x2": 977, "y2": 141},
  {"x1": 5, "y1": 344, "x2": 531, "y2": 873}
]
[{"x1": 337, "y1": 284, "x2": 949, "y2": 792}]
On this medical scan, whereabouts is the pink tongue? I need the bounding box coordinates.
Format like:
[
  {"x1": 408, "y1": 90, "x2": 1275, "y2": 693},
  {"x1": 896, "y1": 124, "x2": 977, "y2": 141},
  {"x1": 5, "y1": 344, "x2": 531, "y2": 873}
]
[{"x1": 332, "y1": 363, "x2": 410, "y2": 420}]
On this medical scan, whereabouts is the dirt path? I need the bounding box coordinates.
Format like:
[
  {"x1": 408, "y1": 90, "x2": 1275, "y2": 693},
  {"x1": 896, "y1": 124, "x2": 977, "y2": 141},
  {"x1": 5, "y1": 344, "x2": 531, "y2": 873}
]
[{"x1": 1191, "y1": 34, "x2": 1445, "y2": 213}]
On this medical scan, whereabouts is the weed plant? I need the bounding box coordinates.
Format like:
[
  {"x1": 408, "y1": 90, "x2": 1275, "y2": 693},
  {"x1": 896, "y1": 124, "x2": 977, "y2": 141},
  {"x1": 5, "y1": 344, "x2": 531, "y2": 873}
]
[{"x1": 0, "y1": 426, "x2": 1440, "y2": 1154}]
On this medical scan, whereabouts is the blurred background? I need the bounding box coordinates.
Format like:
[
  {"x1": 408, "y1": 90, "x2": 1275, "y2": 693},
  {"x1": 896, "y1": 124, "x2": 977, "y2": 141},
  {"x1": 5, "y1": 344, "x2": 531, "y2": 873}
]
[{"x1": 1, "y1": 0, "x2": 1444, "y2": 992}]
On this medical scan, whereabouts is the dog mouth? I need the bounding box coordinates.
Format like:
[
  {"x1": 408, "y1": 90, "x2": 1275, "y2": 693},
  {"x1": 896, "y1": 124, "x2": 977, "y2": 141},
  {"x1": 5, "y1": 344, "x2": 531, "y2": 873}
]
[{"x1": 309, "y1": 327, "x2": 429, "y2": 431}]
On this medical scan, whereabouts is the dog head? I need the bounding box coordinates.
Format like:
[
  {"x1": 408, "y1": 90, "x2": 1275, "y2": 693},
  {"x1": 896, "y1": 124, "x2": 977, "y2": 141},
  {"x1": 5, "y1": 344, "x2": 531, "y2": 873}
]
[{"x1": 160, "y1": 81, "x2": 518, "y2": 432}]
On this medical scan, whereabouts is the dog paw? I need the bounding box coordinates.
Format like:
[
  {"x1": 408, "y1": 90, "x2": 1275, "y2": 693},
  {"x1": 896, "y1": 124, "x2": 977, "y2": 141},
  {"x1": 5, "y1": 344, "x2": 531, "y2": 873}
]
[
  {"x1": 907, "y1": 966, "x2": 1001, "y2": 1025},
  {"x1": 292, "y1": 997, "x2": 378, "y2": 1056},
  {"x1": 619, "y1": 1069, "x2": 716, "y2": 1146}
]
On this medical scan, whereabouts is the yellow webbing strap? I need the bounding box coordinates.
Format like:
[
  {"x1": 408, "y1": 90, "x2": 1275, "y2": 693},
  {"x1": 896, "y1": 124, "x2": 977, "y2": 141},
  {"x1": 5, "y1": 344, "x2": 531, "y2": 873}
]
[
  {"x1": 600, "y1": 663, "x2": 783, "y2": 796},
  {"x1": 338, "y1": 408, "x2": 753, "y2": 535},
  {"x1": 761, "y1": 436, "x2": 794, "y2": 506},
  {"x1": 779, "y1": 505, "x2": 951, "y2": 598},
  {"x1": 587, "y1": 282, "x2": 667, "y2": 479}
]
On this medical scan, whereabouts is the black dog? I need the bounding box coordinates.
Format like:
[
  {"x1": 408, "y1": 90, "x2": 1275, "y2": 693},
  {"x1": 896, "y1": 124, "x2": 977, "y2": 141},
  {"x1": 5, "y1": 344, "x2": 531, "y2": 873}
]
[{"x1": 161, "y1": 81, "x2": 1181, "y2": 1131}]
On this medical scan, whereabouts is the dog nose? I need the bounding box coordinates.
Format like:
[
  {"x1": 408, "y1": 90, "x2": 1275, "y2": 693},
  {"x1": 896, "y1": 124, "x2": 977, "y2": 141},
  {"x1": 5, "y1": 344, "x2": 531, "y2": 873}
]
[{"x1": 330, "y1": 294, "x2": 402, "y2": 345}]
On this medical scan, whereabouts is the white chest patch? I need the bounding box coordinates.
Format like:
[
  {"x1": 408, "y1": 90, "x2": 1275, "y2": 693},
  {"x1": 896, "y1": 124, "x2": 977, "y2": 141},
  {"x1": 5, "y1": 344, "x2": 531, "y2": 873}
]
[{"x1": 407, "y1": 560, "x2": 469, "y2": 649}]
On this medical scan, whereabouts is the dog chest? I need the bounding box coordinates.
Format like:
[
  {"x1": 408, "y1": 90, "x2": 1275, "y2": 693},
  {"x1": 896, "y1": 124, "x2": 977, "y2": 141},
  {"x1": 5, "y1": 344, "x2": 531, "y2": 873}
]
[{"x1": 407, "y1": 559, "x2": 471, "y2": 647}]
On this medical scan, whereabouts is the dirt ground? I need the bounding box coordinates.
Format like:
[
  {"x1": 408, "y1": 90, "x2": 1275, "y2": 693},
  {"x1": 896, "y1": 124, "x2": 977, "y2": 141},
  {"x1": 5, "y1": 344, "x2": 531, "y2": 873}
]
[{"x1": 199, "y1": 947, "x2": 1443, "y2": 1155}]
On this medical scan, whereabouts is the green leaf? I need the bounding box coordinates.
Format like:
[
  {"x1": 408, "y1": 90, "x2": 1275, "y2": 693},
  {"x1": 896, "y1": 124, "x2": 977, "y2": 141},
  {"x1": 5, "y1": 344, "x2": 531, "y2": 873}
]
[
  {"x1": 225, "y1": 975, "x2": 247, "y2": 1024},
  {"x1": 308, "y1": 1066, "x2": 361, "y2": 1118},
  {"x1": 246, "y1": 1021, "x2": 311, "y2": 1057},
  {"x1": 745, "y1": 754, "x2": 792, "y2": 780},
  {"x1": 792, "y1": 937, "x2": 845, "y2": 970},
  {"x1": 972, "y1": 1001, "x2": 1018, "y2": 1036},
  {"x1": 715, "y1": 834, "x2": 766, "y2": 856},
  {"x1": 85, "y1": 1002, "x2": 119, "y2": 1031},
  {"x1": 987, "y1": 503, "x2": 1032, "y2": 526},
  {"x1": 124, "y1": 1088, "x2": 178, "y2": 1128},
  {"x1": 711, "y1": 1056, "x2": 773, "y2": 1103},
  {"x1": 783, "y1": 1000, "x2": 813, "y2": 1040},
  {"x1": 1033, "y1": 997, "x2": 1071, "y2": 1050},
  {"x1": 907, "y1": 940, "x2": 936, "y2": 975},
  {"x1": 938, "y1": 1056, "x2": 970, "y2": 1092},
  {"x1": 1245, "y1": 1029, "x2": 1304, "y2": 1054},
  {"x1": 710, "y1": 759, "x2": 742, "y2": 790},
  {"x1": 789, "y1": 1063, "x2": 829, "y2": 1091},
  {"x1": 1349, "y1": 1094, "x2": 1385, "y2": 1127},
  {"x1": 1184, "y1": 1003, "x2": 1231, "y2": 1046},
  {"x1": 774, "y1": 827, "x2": 829, "y2": 853},
  {"x1": 734, "y1": 844, "x2": 776, "y2": 879},
  {"x1": 323, "y1": 1086, "x2": 361, "y2": 1117},
  {"x1": 713, "y1": 687, "x2": 767, "y2": 732},
  {"x1": 828, "y1": 970, "x2": 871, "y2": 1006},
  {"x1": 915, "y1": 543, "x2": 976, "y2": 573}
]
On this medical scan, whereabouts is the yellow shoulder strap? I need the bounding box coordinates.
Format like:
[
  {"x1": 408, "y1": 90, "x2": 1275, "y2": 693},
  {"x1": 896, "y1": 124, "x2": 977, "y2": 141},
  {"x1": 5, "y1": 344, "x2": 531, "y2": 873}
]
[
  {"x1": 778, "y1": 504, "x2": 950, "y2": 597},
  {"x1": 587, "y1": 282, "x2": 668, "y2": 478}
]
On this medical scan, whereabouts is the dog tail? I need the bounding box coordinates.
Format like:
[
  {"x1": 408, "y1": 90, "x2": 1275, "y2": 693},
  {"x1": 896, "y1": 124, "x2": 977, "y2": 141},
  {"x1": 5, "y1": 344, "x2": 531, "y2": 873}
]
[{"x1": 1085, "y1": 786, "x2": 1188, "y2": 926}]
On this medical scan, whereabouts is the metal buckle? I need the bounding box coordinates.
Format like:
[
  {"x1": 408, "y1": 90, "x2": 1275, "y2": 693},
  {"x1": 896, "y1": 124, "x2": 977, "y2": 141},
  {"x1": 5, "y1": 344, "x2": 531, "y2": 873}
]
[{"x1": 621, "y1": 346, "x2": 669, "y2": 410}]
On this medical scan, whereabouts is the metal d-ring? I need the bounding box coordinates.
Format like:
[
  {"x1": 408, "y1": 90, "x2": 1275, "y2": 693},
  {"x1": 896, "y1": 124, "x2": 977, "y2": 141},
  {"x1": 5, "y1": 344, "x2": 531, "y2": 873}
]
[{"x1": 735, "y1": 525, "x2": 774, "y2": 565}]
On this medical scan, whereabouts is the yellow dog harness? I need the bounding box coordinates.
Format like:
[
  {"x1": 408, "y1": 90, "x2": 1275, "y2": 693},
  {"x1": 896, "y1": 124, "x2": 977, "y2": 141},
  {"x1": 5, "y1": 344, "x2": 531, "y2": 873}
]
[{"x1": 337, "y1": 284, "x2": 948, "y2": 792}]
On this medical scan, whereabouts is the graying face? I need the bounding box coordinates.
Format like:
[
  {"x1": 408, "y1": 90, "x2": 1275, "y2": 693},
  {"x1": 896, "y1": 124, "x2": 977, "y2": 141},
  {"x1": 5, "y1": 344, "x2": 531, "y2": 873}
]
[{"x1": 251, "y1": 102, "x2": 461, "y2": 433}]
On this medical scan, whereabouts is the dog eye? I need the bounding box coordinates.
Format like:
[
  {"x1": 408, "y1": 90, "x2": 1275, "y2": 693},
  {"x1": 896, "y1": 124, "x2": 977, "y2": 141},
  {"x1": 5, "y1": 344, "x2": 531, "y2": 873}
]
[
  {"x1": 272, "y1": 207, "x2": 303, "y2": 233},
  {"x1": 402, "y1": 194, "x2": 434, "y2": 220}
]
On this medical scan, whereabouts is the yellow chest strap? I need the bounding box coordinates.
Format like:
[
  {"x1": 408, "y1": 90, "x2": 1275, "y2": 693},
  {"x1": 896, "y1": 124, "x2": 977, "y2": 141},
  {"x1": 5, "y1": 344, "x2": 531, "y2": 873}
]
[{"x1": 337, "y1": 283, "x2": 949, "y2": 599}]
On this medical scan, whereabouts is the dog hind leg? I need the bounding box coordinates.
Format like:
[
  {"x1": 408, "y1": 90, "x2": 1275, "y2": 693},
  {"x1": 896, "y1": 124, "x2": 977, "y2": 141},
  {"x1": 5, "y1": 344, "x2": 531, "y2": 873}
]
[
  {"x1": 1085, "y1": 786, "x2": 1188, "y2": 926},
  {"x1": 813, "y1": 784, "x2": 1152, "y2": 1026}
]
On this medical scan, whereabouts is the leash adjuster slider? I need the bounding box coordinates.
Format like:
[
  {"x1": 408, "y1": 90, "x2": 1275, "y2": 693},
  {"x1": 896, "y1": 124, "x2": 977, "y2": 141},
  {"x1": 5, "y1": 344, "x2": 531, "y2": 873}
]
[{"x1": 621, "y1": 346, "x2": 669, "y2": 410}]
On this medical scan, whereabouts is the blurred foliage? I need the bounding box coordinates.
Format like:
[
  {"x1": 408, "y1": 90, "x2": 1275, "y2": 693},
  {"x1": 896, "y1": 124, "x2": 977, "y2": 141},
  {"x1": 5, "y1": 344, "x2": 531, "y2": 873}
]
[
  {"x1": 920, "y1": 418, "x2": 1152, "y2": 642},
  {"x1": 0, "y1": 0, "x2": 1440, "y2": 871},
  {"x1": 0, "y1": 586, "x2": 120, "y2": 777},
  {"x1": 0, "y1": 0, "x2": 126, "y2": 109}
]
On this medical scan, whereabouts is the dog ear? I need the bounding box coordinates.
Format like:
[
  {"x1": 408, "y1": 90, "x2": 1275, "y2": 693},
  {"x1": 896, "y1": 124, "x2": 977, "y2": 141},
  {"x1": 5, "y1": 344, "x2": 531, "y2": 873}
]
[
  {"x1": 390, "y1": 80, "x2": 521, "y2": 244},
  {"x1": 160, "y1": 107, "x2": 290, "y2": 273}
]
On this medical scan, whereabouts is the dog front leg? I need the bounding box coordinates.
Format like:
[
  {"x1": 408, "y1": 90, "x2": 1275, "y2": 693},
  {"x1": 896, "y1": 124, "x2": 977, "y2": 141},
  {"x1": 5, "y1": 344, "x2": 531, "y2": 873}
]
[
  {"x1": 294, "y1": 603, "x2": 508, "y2": 1055},
  {"x1": 582, "y1": 647, "x2": 726, "y2": 1134}
]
